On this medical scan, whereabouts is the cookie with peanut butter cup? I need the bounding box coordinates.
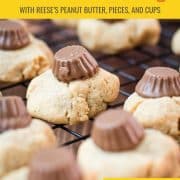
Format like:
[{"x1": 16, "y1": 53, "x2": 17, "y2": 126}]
[
  {"x1": 78, "y1": 109, "x2": 180, "y2": 178},
  {"x1": 27, "y1": 45, "x2": 120, "y2": 125},
  {"x1": 0, "y1": 96, "x2": 57, "y2": 177},
  {"x1": 0, "y1": 20, "x2": 53, "y2": 83},
  {"x1": 124, "y1": 67, "x2": 180, "y2": 139}
]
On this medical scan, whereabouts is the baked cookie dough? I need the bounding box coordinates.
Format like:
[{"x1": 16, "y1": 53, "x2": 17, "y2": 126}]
[
  {"x1": 0, "y1": 20, "x2": 53, "y2": 83},
  {"x1": 77, "y1": 109, "x2": 180, "y2": 178},
  {"x1": 2, "y1": 167, "x2": 28, "y2": 180},
  {"x1": 2, "y1": 148, "x2": 82, "y2": 180},
  {"x1": 0, "y1": 96, "x2": 57, "y2": 177},
  {"x1": 171, "y1": 29, "x2": 180, "y2": 55},
  {"x1": 77, "y1": 19, "x2": 161, "y2": 54},
  {"x1": 124, "y1": 67, "x2": 180, "y2": 139},
  {"x1": 27, "y1": 45, "x2": 120, "y2": 125}
]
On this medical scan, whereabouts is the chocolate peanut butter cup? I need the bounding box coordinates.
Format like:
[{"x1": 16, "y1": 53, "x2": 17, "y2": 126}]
[
  {"x1": 135, "y1": 67, "x2": 180, "y2": 98},
  {"x1": 0, "y1": 20, "x2": 30, "y2": 50},
  {"x1": 28, "y1": 148, "x2": 82, "y2": 180},
  {"x1": 92, "y1": 109, "x2": 144, "y2": 152},
  {"x1": 0, "y1": 96, "x2": 32, "y2": 133},
  {"x1": 53, "y1": 45, "x2": 99, "y2": 82}
]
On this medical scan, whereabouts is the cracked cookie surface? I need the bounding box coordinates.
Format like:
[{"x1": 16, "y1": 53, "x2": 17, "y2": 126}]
[
  {"x1": 26, "y1": 68, "x2": 120, "y2": 124},
  {"x1": 0, "y1": 36, "x2": 53, "y2": 83},
  {"x1": 124, "y1": 93, "x2": 180, "y2": 139}
]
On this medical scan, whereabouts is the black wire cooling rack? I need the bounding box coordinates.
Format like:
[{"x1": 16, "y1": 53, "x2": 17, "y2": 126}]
[{"x1": 0, "y1": 20, "x2": 179, "y2": 154}]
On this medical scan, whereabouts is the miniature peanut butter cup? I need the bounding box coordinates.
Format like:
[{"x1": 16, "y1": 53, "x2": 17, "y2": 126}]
[
  {"x1": 92, "y1": 109, "x2": 144, "y2": 152},
  {"x1": 0, "y1": 20, "x2": 30, "y2": 50},
  {"x1": 0, "y1": 96, "x2": 32, "y2": 133},
  {"x1": 28, "y1": 148, "x2": 82, "y2": 180},
  {"x1": 53, "y1": 45, "x2": 99, "y2": 82},
  {"x1": 135, "y1": 67, "x2": 180, "y2": 98}
]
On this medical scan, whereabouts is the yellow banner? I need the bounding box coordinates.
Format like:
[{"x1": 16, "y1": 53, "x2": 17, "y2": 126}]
[{"x1": 0, "y1": 0, "x2": 180, "y2": 19}]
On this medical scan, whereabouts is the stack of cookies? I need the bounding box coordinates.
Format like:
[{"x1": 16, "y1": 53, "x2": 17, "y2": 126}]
[{"x1": 0, "y1": 19, "x2": 179, "y2": 179}]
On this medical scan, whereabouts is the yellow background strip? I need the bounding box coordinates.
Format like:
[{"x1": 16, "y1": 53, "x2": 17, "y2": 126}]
[{"x1": 0, "y1": 0, "x2": 180, "y2": 18}]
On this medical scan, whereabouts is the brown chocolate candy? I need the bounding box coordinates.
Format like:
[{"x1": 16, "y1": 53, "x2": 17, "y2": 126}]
[
  {"x1": 28, "y1": 148, "x2": 82, "y2": 180},
  {"x1": 92, "y1": 109, "x2": 144, "y2": 152},
  {"x1": 0, "y1": 96, "x2": 32, "y2": 133},
  {"x1": 135, "y1": 67, "x2": 180, "y2": 98},
  {"x1": 0, "y1": 20, "x2": 30, "y2": 50},
  {"x1": 101, "y1": 19, "x2": 123, "y2": 23},
  {"x1": 53, "y1": 45, "x2": 99, "y2": 82}
]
